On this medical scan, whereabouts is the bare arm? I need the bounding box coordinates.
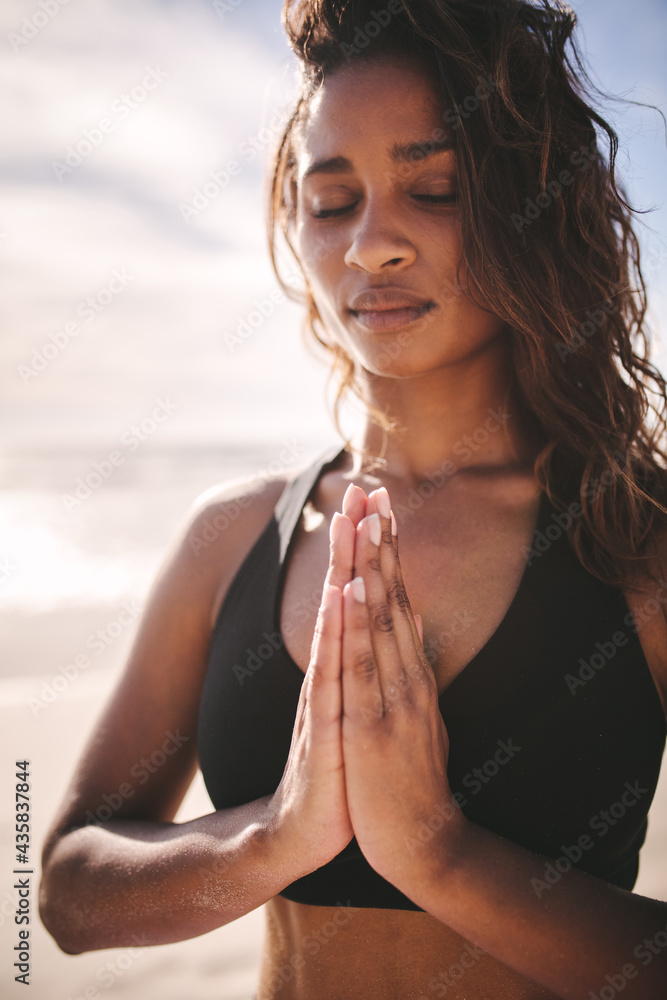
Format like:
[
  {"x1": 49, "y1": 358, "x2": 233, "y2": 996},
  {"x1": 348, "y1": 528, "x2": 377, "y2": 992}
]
[
  {"x1": 40, "y1": 466, "x2": 364, "y2": 955},
  {"x1": 39, "y1": 794, "x2": 300, "y2": 953},
  {"x1": 414, "y1": 818, "x2": 667, "y2": 1000},
  {"x1": 39, "y1": 474, "x2": 302, "y2": 954}
]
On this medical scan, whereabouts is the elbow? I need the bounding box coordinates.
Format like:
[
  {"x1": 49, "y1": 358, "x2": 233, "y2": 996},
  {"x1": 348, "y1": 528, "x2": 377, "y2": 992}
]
[
  {"x1": 39, "y1": 828, "x2": 102, "y2": 955},
  {"x1": 38, "y1": 870, "x2": 89, "y2": 956}
]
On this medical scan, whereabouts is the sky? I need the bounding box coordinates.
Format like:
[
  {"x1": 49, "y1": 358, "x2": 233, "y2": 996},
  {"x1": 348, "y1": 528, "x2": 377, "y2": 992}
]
[{"x1": 0, "y1": 0, "x2": 665, "y2": 457}]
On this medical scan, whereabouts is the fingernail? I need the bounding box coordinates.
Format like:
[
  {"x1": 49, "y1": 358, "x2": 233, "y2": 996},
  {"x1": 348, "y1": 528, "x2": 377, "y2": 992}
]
[
  {"x1": 375, "y1": 487, "x2": 391, "y2": 519},
  {"x1": 367, "y1": 512, "x2": 381, "y2": 546},
  {"x1": 342, "y1": 483, "x2": 356, "y2": 514},
  {"x1": 390, "y1": 510, "x2": 397, "y2": 536},
  {"x1": 329, "y1": 511, "x2": 342, "y2": 544},
  {"x1": 351, "y1": 576, "x2": 365, "y2": 603},
  {"x1": 414, "y1": 613, "x2": 423, "y2": 643}
]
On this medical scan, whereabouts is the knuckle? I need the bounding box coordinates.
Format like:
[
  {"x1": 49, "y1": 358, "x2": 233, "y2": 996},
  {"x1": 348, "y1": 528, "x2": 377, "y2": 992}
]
[
  {"x1": 310, "y1": 620, "x2": 329, "y2": 658},
  {"x1": 360, "y1": 700, "x2": 383, "y2": 723},
  {"x1": 312, "y1": 616, "x2": 327, "y2": 643},
  {"x1": 307, "y1": 666, "x2": 328, "y2": 690},
  {"x1": 367, "y1": 554, "x2": 382, "y2": 574},
  {"x1": 388, "y1": 579, "x2": 410, "y2": 611},
  {"x1": 370, "y1": 602, "x2": 393, "y2": 633},
  {"x1": 352, "y1": 650, "x2": 377, "y2": 679}
]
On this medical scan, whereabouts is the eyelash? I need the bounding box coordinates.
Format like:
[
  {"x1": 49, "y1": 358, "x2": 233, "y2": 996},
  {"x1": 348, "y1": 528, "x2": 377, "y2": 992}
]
[{"x1": 312, "y1": 194, "x2": 458, "y2": 219}]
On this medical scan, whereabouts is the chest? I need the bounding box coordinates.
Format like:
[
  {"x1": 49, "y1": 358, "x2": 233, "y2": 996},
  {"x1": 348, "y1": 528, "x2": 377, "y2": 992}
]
[
  {"x1": 279, "y1": 500, "x2": 551, "y2": 697},
  {"x1": 199, "y1": 490, "x2": 667, "y2": 888},
  {"x1": 279, "y1": 502, "x2": 667, "y2": 716}
]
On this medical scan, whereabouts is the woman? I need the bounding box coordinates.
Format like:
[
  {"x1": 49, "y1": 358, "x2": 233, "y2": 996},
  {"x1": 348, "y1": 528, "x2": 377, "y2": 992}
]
[{"x1": 39, "y1": 1, "x2": 667, "y2": 997}]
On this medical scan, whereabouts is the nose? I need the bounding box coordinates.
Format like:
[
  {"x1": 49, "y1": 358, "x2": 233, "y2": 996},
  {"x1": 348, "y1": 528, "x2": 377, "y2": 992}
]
[{"x1": 343, "y1": 197, "x2": 417, "y2": 273}]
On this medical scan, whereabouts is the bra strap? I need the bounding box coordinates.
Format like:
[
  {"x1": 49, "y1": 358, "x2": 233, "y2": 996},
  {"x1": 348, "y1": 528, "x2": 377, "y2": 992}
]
[{"x1": 274, "y1": 444, "x2": 347, "y2": 562}]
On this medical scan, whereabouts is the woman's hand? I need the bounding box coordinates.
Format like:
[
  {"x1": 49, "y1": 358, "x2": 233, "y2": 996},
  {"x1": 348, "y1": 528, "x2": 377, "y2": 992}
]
[
  {"x1": 339, "y1": 486, "x2": 466, "y2": 897},
  {"x1": 267, "y1": 483, "x2": 368, "y2": 873}
]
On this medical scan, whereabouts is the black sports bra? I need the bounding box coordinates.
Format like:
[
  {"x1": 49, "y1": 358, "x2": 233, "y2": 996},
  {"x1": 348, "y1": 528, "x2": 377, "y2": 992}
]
[{"x1": 197, "y1": 444, "x2": 666, "y2": 909}]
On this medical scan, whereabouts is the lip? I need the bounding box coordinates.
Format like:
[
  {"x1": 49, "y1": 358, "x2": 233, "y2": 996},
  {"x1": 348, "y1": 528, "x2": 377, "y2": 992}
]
[
  {"x1": 349, "y1": 287, "x2": 434, "y2": 312},
  {"x1": 350, "y1": 305, "x2": 435, "y2": 332},
  {"x1": 347, "y1": 287, "x2": 435, "y2": 332}
]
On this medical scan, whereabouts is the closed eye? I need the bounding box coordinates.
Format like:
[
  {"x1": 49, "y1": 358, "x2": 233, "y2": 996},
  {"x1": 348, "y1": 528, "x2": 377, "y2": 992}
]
[
  {"x1": 311, "y1": 193, "x2": 457, "y2": 219},
  {"x1": 412, "y1": 194, "x2": 458, "y2": 205},
  {"x1": 311, "y1": 203, "x2": 359, "y2": 219}
]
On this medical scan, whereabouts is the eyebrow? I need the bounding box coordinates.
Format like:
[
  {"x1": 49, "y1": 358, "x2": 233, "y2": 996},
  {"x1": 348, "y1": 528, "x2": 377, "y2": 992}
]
[{"x1": 301, "y1": 137, "x2": 455, "y2": 182}]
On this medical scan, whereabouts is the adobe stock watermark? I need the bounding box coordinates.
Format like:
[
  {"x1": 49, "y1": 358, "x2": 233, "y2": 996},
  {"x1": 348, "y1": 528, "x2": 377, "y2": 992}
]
[
  {"x1": 0, "y1": 557, "x2": 17, "y2": 585},
  {"x1": 338, "y1": 0, "x2": 403, "y2": 62},
  {"x1": 521, "y1": 451, "x2": 627, "y2": 566},
  {"x1": 257, "y1": 902, "x2": 356, "y2": 1000},
  {"x1": 565, "y1": 578, "x2": 667, "y2": 695},
  {"x1": 423, "y1": 610, "x2": 478, "y2": 667},
  {"x1": 211, "y1": 0, "x2": 243, "y2": 17},
  {"x1": 83, "y1": 730, "x2": 190, "y2": 825},
  {"x1": 424, "y1": 941, "x2": 486, "y2": 997},
  {"x1": 61, "y1": 397, "x2": 179, "y2": 513},
  {"x1": 586, "y1": 918, "x2": 667, "y2": 999},
  {"x1": 369, "y1": 270, "x2": 470, "y2": 375},
  {"x1": 624, "y1": 579, "x2": 667, "y2": 633},
  {"x1": 223, "y1": 232, "x2": 345, "y2": 351},
  {"x1": 224, "y1": 289, "x2": 285, "y2": 353},
  {"x1": 404, "y1": 738, "x2": 522, "y2": 854},
  {"x1": 233, "y1": 586, "x2": 322, "y2": 685},
  {"x1": 7, "y1": 0, "x2": 72, "y2": 53},
  {"x1": 392, "y1": 407, "x2": 512, "y2": 523},
  {"x1": 189, "y1": 439, "x2": 306, "y2": 554},
  {"x1": 17, "y1": 268, "x2": 134, "y2": 382},
  {"x1": 565, "y1": 627, "x2": 631, "y2": 696},
  {"x1": 63, "y1": 936, "x2": 150, "y2": 1000},
  {"x1": 530, "y1": 779, "x2": 648, "y2": 898},
  {"x1": 444, "y1": 74, "x2": 497, "y2": 130},
  {"x1": 556, "y1": 297, "x2": 619, "y2": 362},
  {"x1": 511, "y1": 140, "x2": 598, "y2": 233},
  {"x1": 51, "y1": 66, "x2": 168, "y2": 181},
  {"x1": 27, "y1": 600, "x2": 143, "y2": 716},
  {"x1": 554, "y1": 234, "x2": 666, "y2": 363},
  {"x1": 180, "y1": 104, "x2": 287, "y2": 223}
]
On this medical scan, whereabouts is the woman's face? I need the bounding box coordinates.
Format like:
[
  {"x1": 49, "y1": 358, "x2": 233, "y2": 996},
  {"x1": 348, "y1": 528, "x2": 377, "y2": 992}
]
[{"x1": 292, "y1": 55, "x2": 508, "y2": 379}]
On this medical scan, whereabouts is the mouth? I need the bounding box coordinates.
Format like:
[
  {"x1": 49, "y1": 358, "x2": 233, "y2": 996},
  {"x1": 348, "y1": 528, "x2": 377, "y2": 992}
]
[{"x1": 348, "y1": 301, "x2": 435, "y2": 332}]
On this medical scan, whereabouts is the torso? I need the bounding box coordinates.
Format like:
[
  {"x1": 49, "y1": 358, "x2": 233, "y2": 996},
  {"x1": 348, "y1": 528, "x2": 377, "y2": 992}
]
[{"x1": 239, "y1": 452, "x2": 667, "y2": 1000}]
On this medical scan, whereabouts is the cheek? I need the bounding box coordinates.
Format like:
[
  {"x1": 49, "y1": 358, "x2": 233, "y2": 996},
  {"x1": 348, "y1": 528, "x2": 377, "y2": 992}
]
[{"x1": 295, "y1": 221, "x2": 346, "y2": 294}]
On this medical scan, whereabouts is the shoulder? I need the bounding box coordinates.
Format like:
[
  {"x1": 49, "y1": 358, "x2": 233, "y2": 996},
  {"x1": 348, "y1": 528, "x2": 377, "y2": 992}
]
[
  {"x1": 185, "y1": 470, "x2": 291, "y2": 559},
  {"x1": 175, "y1": 464, "x2": 304, "y2": 629}
]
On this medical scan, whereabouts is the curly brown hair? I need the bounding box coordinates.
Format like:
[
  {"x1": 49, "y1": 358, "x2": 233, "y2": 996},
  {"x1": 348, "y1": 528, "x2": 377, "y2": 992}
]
[{"x1": 267, "y1": 0, "x2": 667, "y2": 591}]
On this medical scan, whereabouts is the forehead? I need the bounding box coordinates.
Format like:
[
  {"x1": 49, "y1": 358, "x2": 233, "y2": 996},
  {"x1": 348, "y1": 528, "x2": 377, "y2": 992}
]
[{"x1": 294, "y1": 56, "x2": 450, "y2": 180}]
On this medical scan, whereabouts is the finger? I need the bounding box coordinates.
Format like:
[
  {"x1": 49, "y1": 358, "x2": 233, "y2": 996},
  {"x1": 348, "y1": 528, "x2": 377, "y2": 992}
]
[
  {"x1": 366, "y1": 488, "x2": 430, "y2": 683},
  {"x1": 305, "y1": 581, "x2": 344, "y2": 729},
  {"x1": 325, "y1": 511, "x2": 355, "y2": 592},
  {"x1": 354, "y1": 512, "x2": 407, "y2": 696},
  {"x1": 342, "y1": 482, "x2": 368, "y2": 525},
  {"x1": 341, "y1": 576, "x2": 385, "y2": 724},
  {"x1": 324, "y1": 483, "x2": 368, "y2": 592}
]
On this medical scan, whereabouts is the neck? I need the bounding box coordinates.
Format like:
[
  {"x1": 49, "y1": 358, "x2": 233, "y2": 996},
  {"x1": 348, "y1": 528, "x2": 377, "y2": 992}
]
[{"x1": 346, "y1": 341, "x2": 544, "y2": 487}]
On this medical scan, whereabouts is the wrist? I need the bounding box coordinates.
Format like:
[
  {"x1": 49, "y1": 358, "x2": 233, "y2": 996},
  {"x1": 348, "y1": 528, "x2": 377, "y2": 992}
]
[
  {"x1": 397, "y1": 806, "x2": 471, "y2": 909},
  {"x1": 256, "y1": 794, "x2": 312, "y2": 886}
]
